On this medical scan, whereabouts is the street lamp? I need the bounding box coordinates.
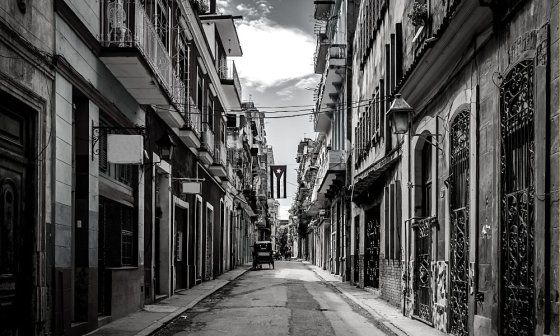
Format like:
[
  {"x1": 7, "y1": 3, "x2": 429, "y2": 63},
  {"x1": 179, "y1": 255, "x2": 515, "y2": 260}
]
[
  {"x1": 156, "y1": 133, "x2": 176, "y2": 161},
  {"x1": 386, "y1": 94, "x2": 414, "y2": 134}
]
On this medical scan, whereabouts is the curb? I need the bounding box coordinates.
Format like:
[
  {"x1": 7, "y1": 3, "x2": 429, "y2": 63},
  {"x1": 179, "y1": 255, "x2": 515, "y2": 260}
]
[
  {"x1": 304, "y1": 263, "x2": 408, "y2": 336},
  {"x1": 135, "y1": 267, "x2": 250, "y2": 336}
]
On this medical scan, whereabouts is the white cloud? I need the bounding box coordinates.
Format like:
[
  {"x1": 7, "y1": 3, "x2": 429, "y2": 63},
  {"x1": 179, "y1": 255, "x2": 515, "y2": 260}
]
[
  {"x1": 235, "y1": 18, "x2": 315, "y2": 89},
  {"x1": 294, "y1": 75, "x2": 320, "y2": 90},
  {"x1": 276, "y1": 86, "x2": 294, "y2": 100},
  {"x1": 235, "y1": 3, "x2": 258, "y2": 16},
  {"x1": 217, "y1": 0, "x2": 229, "y2": 11}
]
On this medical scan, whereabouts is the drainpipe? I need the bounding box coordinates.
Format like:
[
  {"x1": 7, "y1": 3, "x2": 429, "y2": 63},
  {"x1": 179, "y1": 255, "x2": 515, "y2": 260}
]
[{"x1": 403, "y1": 130, "x2": 412, "y2": 316}]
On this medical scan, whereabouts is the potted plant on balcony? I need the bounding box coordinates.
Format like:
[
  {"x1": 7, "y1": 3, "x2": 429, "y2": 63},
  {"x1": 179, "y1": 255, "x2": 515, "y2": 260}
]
[
  {"x1": 408, "y1": 0, "x2": 428, "y2": 27},
  {"x1": 190, "y1": 0, "x2": 209, "y2": 14}
]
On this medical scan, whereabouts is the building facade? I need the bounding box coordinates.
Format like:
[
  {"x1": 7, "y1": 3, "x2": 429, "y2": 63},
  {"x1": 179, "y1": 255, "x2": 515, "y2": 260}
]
[
  {"x1": 0, "y1": 0, "x2": 273, "y2": 335},
  {"x1": 293, "y1": 0, "x2": 559, "y2": 335},
  {"x1": 0, "y1": 1, "x2": 55, "y2": 335}
]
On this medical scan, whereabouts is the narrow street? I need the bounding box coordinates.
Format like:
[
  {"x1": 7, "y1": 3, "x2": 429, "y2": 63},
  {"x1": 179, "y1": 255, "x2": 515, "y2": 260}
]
[{"x1": 152, "y1": 261, "x2": 388, "y2": 336}]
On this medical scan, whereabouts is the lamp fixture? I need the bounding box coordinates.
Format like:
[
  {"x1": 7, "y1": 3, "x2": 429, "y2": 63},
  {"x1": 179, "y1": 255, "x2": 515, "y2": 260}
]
[
  {"x1": 386, "y1": 94, "x2": 414, "y2": 134},
  {"x1": 156, "y1": 133, "x2": 177, "y2": 161}
]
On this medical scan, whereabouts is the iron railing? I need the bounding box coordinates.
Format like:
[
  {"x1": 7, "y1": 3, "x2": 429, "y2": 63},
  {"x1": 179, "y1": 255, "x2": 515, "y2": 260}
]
[
  {"x1": 100, "y1": 0, "x2": 182, "y2": 102},
  {"x1": 201, "y1": 123, "x2": 215, "y2": 153},
  {"x1": 214, "y1": 142, "x2": 227, "y2": 166},
  {"x1": 184, "y1": 95, "x2": 202, "y2": 136}
]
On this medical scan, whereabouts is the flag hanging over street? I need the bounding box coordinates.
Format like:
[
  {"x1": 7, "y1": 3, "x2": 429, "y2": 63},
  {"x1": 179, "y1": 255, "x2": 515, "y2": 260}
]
[{"x1": 270, "y1": 165, "x2": 287, "y2": 199}]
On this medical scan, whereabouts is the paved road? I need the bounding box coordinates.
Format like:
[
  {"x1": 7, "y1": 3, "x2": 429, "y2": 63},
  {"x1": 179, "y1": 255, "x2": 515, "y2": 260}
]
[{"x1": 152, "y1": 261, "x2": 388, "y2": 336}]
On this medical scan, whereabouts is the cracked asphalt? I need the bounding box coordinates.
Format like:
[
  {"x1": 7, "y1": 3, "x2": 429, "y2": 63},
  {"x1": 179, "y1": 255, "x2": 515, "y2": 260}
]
[{"x1": 152, "y1": 261, "x2": 387, "y2": 336}]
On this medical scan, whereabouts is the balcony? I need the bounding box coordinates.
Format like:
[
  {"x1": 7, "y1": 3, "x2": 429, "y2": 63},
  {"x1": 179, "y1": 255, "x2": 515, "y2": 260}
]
[
  {"x1": 316, "y1": 149, "x2": 345, "y2": 195},
  {"x1": 314, "y1": 0, "x2": 335, "y2": 20},
  {"x1": 209, "y1": 142, "x2": 228, "y2": 178},
  {"x1": 176, "y1": 95, "x2": 202, "y2": 148},
  {"x1": 198, "y1": 123, "x2": 214, "y2": 165},
  {"x1": 99, "y1": 0, "x2": 185, "y2": 127},
  {"x1": 314, "y1": 45, "x2": 346, "y2": 133},
  {"x1": 219, "y1": 60, "x2": 242, "y2": 107},
  {"x1": 314, "y1": 37, "x2": 331, "y2": 74}
]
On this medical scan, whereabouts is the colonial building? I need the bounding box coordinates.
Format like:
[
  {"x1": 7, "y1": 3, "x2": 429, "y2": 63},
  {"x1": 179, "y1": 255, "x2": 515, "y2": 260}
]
[
  {"x1": 0, "y1": 0, "x2": 272, "y2": 335},
  {"x1": 291, "y1": 138, "x2": 318, "y2": 262},
  {"x1": 293, "y1": 0, "x2": 559, "y2": 335},
  {"x1": 0, "y1": 1, "x2": 54, "y2": 335}
]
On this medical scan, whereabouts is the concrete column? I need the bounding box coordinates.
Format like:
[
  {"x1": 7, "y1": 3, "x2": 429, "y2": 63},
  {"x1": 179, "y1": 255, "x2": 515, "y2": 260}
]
[{"x1": 157, "y1": 170, "x2": 172, "y2": 296}]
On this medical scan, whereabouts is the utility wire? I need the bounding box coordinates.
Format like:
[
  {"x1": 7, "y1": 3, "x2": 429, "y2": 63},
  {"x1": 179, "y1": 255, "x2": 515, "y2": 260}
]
[{"x1": 153, "y1": 97, "x2": 390, "y2": 119}]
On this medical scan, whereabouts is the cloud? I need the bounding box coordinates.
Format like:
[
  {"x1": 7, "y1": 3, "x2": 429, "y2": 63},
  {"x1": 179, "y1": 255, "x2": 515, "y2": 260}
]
[
  {"x1": 217, "y1": 0, "x2": 229, "y2": 11},
  {"x1": 235, "y1": 18, "x2": 315, "y2": 89},
  {"x1": 235, "y1": 3, "x2": 258, "y2": 16},
  {"x1": 294, "y1": 75, "x2": 319, "y2": 90}
]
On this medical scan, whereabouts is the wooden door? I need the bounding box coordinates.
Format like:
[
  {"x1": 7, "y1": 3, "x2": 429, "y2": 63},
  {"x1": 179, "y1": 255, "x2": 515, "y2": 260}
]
[{"x1": 0, "y1": 105, "x2": 32, "y2": 335}]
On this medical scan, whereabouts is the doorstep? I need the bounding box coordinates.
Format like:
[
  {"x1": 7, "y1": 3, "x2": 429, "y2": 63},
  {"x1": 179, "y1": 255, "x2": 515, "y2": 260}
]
[{"x1": 303, "y1": 261, "x2": 446, "y2": 336}]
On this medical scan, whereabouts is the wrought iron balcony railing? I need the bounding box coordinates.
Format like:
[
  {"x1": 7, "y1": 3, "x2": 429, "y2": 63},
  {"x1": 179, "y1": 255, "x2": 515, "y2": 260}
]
[
  {"x1": 219, "y1": 60, "x2": 242, "y2": 101},
  {"x1": 214, "y1": 142, "x2": 227, "y2": 166},
  {"x1": 201, "y1": 123, "x2": 215, "y2": 152},
  {"x1": 100, "y1": 0, "x2": 181, "y2": 102},
  {"x1": 183, "y1": 95, "x2": 202, "y2": 136}
]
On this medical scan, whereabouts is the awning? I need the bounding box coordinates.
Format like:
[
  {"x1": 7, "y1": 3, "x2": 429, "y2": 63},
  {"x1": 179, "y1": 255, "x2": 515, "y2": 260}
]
[
  {"x1": 236, "y1": 194, "x2": 256, "y2": 217},
  {"x1": 353, "y1": 147, "x2": 402, "y2": 200}
]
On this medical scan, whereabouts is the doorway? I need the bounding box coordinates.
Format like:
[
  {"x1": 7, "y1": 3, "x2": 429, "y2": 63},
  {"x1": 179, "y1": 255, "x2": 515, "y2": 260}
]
[
  {"x1": 364, "y1": 207, "x2": 380, "y2": 288},
  {"x1": 0, "y1": 100, "x2": 34, "y2": 335},
  {"x1": 174, "y1": 205, "x2": 188, "y2": 290}
]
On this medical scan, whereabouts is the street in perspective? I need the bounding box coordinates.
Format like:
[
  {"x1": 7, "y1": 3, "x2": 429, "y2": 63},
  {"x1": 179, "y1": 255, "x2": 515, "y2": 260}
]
[
  {"x1": 0, "y1": 0, "x2": 557, "y2": 335},
  {"x1": 152, "y1": 261, "x2": 388, "y2": 336}
]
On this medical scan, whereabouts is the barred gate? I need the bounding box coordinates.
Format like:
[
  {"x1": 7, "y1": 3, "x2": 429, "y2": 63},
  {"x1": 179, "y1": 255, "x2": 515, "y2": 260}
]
[
  {"x1": 449, "y1": 109, "x2": 470, "y2": 336},
  {"x1": 499, "y1": 59, "x2": 535, "y2": 336},
  {"x1": 413, "y1": 217, "x2": 434, "y2": 323}
]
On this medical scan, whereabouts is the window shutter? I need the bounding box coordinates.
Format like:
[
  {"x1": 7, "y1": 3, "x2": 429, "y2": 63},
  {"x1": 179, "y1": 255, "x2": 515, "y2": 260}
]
[
  {"x1": 384, "y1": 186, "x2": 390, "y2": 259},
  {"x1": 395, "y1": 180, "x2": 402, "y2": 259}
]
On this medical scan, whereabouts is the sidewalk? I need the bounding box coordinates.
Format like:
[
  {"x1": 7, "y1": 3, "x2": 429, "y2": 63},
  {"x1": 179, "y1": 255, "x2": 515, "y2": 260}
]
[
  {"x1": 87, "y1": 265, "x2": 251, "y2": 336},
  {"x1": 303, "y1": 261, "x2": 446, "y2": 336}
]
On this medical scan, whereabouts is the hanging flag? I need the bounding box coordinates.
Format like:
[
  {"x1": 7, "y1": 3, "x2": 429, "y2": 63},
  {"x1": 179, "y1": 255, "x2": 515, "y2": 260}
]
[{"x1": 270, "y1": 165, "x2": 287, "y2": 199}]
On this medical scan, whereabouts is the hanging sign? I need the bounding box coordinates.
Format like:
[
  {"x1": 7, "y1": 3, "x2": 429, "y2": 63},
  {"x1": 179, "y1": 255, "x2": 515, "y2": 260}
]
[
  {"x1": 181, "y1": 181, "x2": 202, "y2": 194},
  {"x1": 107, "y1": 134, "x2": 144, "y2": 164}
]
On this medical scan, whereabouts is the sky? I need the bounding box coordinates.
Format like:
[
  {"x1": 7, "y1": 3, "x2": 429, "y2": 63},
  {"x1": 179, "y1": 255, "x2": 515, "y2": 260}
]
[{"x1": 217, "y1": 0, "x2": 319, "y2": 219}]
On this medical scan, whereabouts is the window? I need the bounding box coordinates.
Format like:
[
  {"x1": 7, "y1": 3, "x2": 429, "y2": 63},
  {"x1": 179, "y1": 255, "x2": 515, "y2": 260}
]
[
  {"x1": 207, "y1": 92, "x2": 214, "y2": 130},
  {"x1": 100, "y1": 197, "x2": 136, "y2": 267},
  {"x1": 197, "y1": 70, "x2": 203, "y2": 113},
  {"x1": 421, "y1": 138, "x2": 432, "y2": 217}
]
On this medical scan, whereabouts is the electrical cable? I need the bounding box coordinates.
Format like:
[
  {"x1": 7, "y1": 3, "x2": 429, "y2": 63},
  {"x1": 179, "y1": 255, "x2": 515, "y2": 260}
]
[{"x1": 153, "y1": 97, "x2": 390, "y2": 120}]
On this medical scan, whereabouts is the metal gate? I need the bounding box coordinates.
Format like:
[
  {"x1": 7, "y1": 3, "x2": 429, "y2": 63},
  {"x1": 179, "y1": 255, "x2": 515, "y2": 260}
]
[
  {"x1": 364, "y1": 209, "x2": 379, "y2": 288},
  {"x1": 449, "y1": 110, "x2": 470, "y2": 336},
  {"x1": 413, "y1": 217, "x2": 434, "y2": 323},
  {"x1": 499, "y1": 59, "x2": 535, "y2": 335}
]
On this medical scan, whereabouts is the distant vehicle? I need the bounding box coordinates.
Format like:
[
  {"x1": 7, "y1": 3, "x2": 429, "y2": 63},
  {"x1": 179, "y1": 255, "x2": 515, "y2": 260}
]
[{"x1": 252, "y1": 241, "x2": 274, "y2": 269}]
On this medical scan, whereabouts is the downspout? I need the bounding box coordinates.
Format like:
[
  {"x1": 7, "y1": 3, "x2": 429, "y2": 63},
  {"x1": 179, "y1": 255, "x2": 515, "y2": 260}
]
[{"x1": 403, "y1": 130, "x2": 412, "y2": 316}]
